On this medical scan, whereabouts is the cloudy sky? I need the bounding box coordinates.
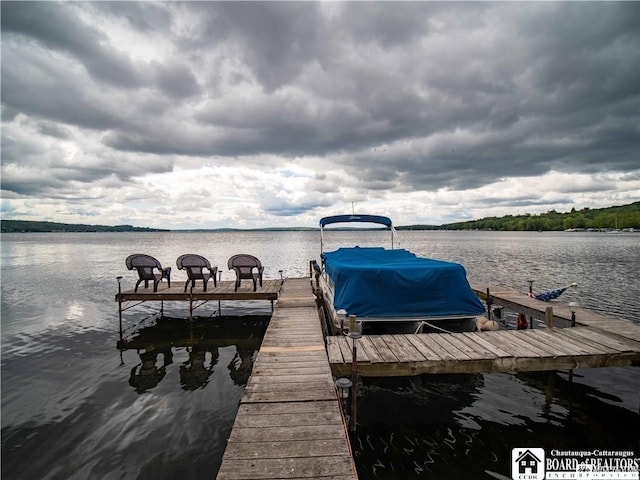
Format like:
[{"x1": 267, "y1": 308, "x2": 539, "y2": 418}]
[{"x1": 2, "y1": 1, "x2": 639, "y2": 229}]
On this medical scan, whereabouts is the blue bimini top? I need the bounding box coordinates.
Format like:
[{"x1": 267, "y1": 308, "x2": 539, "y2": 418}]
[{"x1": 322, "y1": 247, "x2": 485, "y2": 318}]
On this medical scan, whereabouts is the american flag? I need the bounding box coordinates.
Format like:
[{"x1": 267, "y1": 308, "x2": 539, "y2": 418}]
[{"x1": 528, "y1": 282, "x2": 577, "y2": 301}]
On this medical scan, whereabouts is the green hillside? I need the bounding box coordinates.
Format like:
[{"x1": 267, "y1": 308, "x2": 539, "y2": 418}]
[
  {"x1": 441, "y1": 201, "x2": 640, "y2": 231},
  {"x1": 1, "y1": 220, "x2": 169, "y2": 233}
]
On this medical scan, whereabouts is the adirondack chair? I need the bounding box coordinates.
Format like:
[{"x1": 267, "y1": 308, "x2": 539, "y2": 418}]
[
  {"x1": 125, "y1": 254, "x2": 171, "y2": 292},
  {"x1": 176, "y1": 254, "x2": 218, "y2": 292},
  {"x1": 228, "y1": 254, "x2": 264, "y2": 291}
]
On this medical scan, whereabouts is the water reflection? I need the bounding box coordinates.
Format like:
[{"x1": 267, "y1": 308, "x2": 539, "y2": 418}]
[
  {"x1": 180, "y1": 348, "x2": 215, "y2": 391},
  {"x1": 118, "y1": 316, "x2": 268, "y2": 393},
  {"x1": 352, "y1": 369, "x2": 640, "y2": 480},
  {"x1": 129, "y1": 348, "x2": 172, "y2": 393}
]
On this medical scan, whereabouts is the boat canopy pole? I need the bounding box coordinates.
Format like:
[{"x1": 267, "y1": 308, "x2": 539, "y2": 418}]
[{"x1": 320, "y1": 214, "x2": 396, "y2": 253}]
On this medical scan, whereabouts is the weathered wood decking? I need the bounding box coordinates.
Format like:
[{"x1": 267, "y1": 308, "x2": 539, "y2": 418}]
[
  {"x1": 116, "y1": 279, "x2": 282, "y2": 302},
  {"x1": 216, "y1": 278, "x2": 358, "y2": 480},
  {"x1": 327, "y1": 326, "x2": 640, "y2": 377},
  {"x1": 328, "y1": 283, "x2": 640, "y2": 377}
]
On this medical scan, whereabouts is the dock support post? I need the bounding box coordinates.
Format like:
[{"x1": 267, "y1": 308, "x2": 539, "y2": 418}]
[
  {"x1": 117, "y1": 276, "x2": 123, "y2": 342},
  {"x1": 545, "y1": 306, "x2": 554, "y2": 329},
  {"x1": 486, "y1": 288, "x2": 492, "y2": 320},
  {"x1": 218, "y1": 300, "x2": 222, "y2": 316},
  {"x1": 349, "y1": 334, "x2": 360, "y2": 432},
  {"x1": 348, "y1": 315, "x2": 361, "y2": 432},
  {"x1": 189, "y1": 287, "x2": 193, "y2": 322},
  {"x1": 528, "y1": 280, "x2": 535, "y2": 329}
]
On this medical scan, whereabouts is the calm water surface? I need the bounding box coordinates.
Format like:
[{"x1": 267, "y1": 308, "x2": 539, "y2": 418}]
[{"x1": 1, "y1": 230, "x2": 639, "y2": 479}]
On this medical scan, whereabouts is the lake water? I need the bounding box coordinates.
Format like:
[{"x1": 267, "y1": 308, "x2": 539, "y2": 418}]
[{"x1": 1, "y1": 230, "x2": 639, "y2": 479}]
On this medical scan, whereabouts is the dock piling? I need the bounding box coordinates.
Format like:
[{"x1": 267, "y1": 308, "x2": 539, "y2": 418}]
[
  {"x1": 117, "y1": 276, "x2": 123, "y2": 342},
  {"x1": 545, "y1": 306, "x2": 554, "y2": 329},
  {"x1": 349, "y1": 327, "x2": 361, "y2": 432}
]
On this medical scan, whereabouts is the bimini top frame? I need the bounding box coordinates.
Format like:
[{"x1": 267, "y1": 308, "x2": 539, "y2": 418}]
[{"x1": 319, "y1": 214, "x2": 397, "y2": 253}]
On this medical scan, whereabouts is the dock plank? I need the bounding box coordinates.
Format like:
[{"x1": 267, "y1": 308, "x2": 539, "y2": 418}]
[
  {"x1": 368, "y1": 335, "x2": 400, "y2": 363},
  {"x1": 229, "y1": 424, "x2": 346, "y2": 443},
  {"x1": 405, "y1": 334, "x2": 443, "y2": 361},
  {"x1": 454, "y1": 333, "x2": 499, "y2": 359},
  {"x1": 511, "y1": 330, "x2": 574, "y2": 357},
  {"x1": 526, "y1": 329, "x2": 601, "y2": 356},
  {"x1": 357, "y1": 336, "x2": 384, "y2": 363},
  {"x1": 385, "y1": 335, "x2": 423, "y2": 362},
  {"x1": 565, "y1": 327, "x2": 640, "y2": 352},
  {"x1": 414, "y1": 334, "x2": 458, "y2": 361},
  {"x1": 326, "y1": 340, "x2": 345, "y2": 365},
  {"x1": 217, "y1": 456, "x2": 356, "y2": 480},
  {"x1": 482, "y1": 331, "x2": 547, "y2": 357},
  {"x1": 221, "y1": 438, "x2": 351, "y2": 460},
  {"x1": 391, "y1": 334, "x2": 427, "y2": 362},
  {"x1": 337, "y1": 336, "x2": 355, "y2": 364}
]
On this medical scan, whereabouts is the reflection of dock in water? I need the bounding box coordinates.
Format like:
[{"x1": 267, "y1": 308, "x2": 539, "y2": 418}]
[{"x1": 118, "y1": 316, "x2": 268, "y2": 393}]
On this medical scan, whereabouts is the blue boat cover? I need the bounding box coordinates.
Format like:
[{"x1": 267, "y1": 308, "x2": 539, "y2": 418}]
[{"x1": 323, "y1": 247, "x2": 485, "y2": 318}]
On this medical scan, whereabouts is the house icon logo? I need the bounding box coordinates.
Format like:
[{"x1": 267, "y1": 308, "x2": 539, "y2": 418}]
[{"x1": 511, "y1": 448, "x2": 545, "y2": 480}]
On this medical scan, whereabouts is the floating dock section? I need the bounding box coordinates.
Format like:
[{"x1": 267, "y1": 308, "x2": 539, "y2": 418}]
[{"x1": 216, "y1": 278, "x2": 358, "y2": 480}]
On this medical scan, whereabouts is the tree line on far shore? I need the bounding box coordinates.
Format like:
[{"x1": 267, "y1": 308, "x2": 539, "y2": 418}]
[
  {"x1": 0, "y1": 220, "x2": 168, "y2": 233},
  {"x1": 400, "y1": 201, "x2": 640, "y2": 231}
]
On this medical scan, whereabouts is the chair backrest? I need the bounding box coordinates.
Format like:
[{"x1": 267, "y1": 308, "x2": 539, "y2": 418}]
[
  {"x1": 126, "y1": 254, "x2": 162, "y2": 279},
  {"x1": 177, "y1": 254, "x2": 212, "y2": 279},
  {"x1": 228, "y1": 254, "x2": 262, "y2": 272},
  {"x1": 176, "y1": 254, "x2": 211, "y2": 271}
]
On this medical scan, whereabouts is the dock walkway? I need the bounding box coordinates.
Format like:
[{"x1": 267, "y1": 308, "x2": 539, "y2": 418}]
[
  {"x1": 328, "y1": 283, "x2": 640, "y2": 377},
  {"x1": 216, "y1": 278, "x2": 358, "y2": 480}
]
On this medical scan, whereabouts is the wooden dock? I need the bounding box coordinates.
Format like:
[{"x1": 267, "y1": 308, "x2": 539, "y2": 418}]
[
  {"x1": 327, "y1": 283, "x2": 640, "y2": 377},
  {"x1": 216, "y1": 278, "x2": 358, "y2": 480},
  {"x1": 116, "y1": 279, "x2": 283, "y2": 302},
  {"x1": 115, "y1": 279, "x2": 283, "y2": 322},
  {"x1": 472, "y1": 282, "x2": 640, "y2": 336}
]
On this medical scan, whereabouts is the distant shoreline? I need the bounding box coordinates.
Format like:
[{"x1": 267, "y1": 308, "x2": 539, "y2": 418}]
[
  {"x1": 0, "y1": 220, "x2": 169, "y2": 233},
  {"x1": 2, "y1": 201, "x2": 638, "y2": 233}
]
